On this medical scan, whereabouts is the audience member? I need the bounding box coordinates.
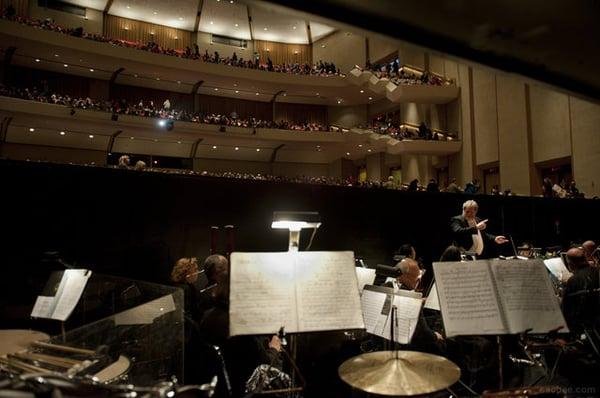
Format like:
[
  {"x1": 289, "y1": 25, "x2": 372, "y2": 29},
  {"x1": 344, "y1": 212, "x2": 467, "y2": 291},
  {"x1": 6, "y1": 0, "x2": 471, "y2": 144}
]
[{"x1": 118, "y1": 155, "x2": 130, "y2": 168}]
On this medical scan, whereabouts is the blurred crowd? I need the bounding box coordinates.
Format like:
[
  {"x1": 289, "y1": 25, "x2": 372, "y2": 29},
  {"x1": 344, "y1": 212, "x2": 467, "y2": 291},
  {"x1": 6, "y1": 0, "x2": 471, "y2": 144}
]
[
  {"x1": 363, "y1": 57, "x2": 450, "y2": 86},
  {"x1": 1, "y1": 8, "x2": 341, "y2": 77},
  {"x1": 0, "y1": 84, "x2": 329, "y2": 132}
]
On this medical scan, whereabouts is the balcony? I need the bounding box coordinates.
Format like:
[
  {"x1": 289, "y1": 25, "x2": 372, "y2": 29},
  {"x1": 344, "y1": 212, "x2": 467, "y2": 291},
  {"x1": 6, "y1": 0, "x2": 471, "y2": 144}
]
[{"x1": 347, "y1": 66, "x2": 459, "y2": 104}]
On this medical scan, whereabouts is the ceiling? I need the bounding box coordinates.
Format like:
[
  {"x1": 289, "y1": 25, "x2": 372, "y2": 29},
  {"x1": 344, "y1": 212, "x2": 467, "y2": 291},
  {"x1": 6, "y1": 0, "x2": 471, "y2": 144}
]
[{"x1": 61, "y1": 0, "x2": 335, "y2": 43}]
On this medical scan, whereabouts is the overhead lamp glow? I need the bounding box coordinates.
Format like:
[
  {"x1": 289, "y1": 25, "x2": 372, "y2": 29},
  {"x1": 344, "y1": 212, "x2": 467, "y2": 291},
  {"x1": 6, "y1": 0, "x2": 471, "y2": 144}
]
[
  {"x1": 60, "y1": 131, "x2": 65, "y2": 135},
  {"x1": 29, "y1": 128, "x2": 35, "y2": 132},
  {"x1": 178, "y1": 17, "x2": 183, "y2": 21},
  {"x1": 89, "y1": 134, "x2": 94, "y2": 139},
  {"x1": 130, "y1": 136, "x2": 134, "y2": 140},
  {"x1": 256, "y1": 148, "x2": 260, "y2": 152},
  {"x1": 212, "y1": 145, "x2": 217, "y2": 149},
  {"x1": 235, "y1": 90, "x2": 239, "y2": 93},
  {"x1": 158, "y1": 119, "x2": 167, "y2": 127},
  {"x1": 214, "y1": 88, "x2": 219, "y2": 91},
  {"x1": 337, "y1": 100, "x2": 342, "y2": 104},
  {"x1": 346, "y1": 152, "x2": 350, "y2": 156},
  {"x1": 360, "y1": 90, "x2": 364, "y2": 93},
  {"x1": 321, "y1": 44, "x2": 326, "y2": 48},
  {"x1": 255, "y1": 92, "x2": 259, "y2": 96},
  {"x1": 177, "y1": 80, "x2": 181, "y2": 84},
  {"x1": 234, "y1": 23, "x2": 238, "y2": 27},
  {"x1": 35, "y1": 58, "x2": 40, "y2": 62},
  {"x1": 126, "y1": 5, "x2": 130, "y2": 9},
  {"x1": 156, "y1": 77, "x2": 160, "y2": 81},
  {"x1": 368, "y1": 97, "x2": 373, "y2": 100},
  {"x1": 271, "y1": 211, "x2": 321, "y2": 251},
  {"x1": 367, "y1": 149, "x2": 372, "y2": 152},
  {"x1": 292, "y1": 26, "x2": 297, "y2": 30},
  {"x1": 63, "y1": 64, "x2": 68, "y2": 67},
  {"x1": 54, "y1": 54, "x2": 59, "y2": 57},
  {"x1": 89, "y1": 68, "x2": 94, "y2": 72},
  {"x1": 177, "y1": 141, "x2": 181, "y2": 144},
  {"x1": 234, "y1": 147, "x2": 239, "y2": 150},
  {"x1": 263, "y1": 27, "x2": 268, "y2": 31},
  {"x1": 358, "y1": 144, "x2": 363, "y2": 147},
  {"x1": 210, "y1": 21, "x2": 213, "y2": 24},
  {"x1": 153, "y1": 11, "x2": 157, "y2": 15}
]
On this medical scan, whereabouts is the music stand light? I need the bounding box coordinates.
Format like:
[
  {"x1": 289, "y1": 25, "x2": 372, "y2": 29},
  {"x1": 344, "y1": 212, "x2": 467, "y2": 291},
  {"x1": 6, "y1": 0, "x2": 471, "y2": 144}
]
[{"x1": 271, "y1": 211, "x2": 321, "y2": 252}]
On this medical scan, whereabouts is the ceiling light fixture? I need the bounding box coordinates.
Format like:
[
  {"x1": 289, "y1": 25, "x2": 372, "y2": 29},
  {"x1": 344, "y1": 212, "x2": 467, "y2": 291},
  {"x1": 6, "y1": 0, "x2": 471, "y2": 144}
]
[
  {"x1": 367, "y1": 149, "x2": 372, "y2": 152},
  {"x1": 156, "y1": 77, "x2": 160, "y2": 80},
  {"x1": 60, "y1": 131, "x2": 65, "y2": 135},
  {"x1": 255, "y1": 92, "x2": 259, "y2": 95},
  {"x1": 210, "y1": 21, "x2": 214, "y2": 24},
  {"x1": 321, "y1": 44, "x2": 326, "y2": 48},
  {"x1": 174, "y1": 36, "x2": 179, "y2": 40},
  {"x1": 292, "y1": 26, "x2": 297, "y2": 30},
  {"x1": 360, "y1": 90, "x2": 364, "y2": 93},
  {"x1": 346, "y1": 152, "x2": 350, "y2": 156},
  {"x1": 256, "y1": 148, "x2": 260, "y2": 152},
  {"x1": 264, "y1": 27, "x2": 268, "y2": 31},
  {"x1": 214, "y1": 88, "x2": 219, "y2": 91},
  {"x1": 235, "y1": 146, "x2": 239, "y2": 150},
  {"x1": 177, "y1": 80, "x2": 181, "y2": 84},
  {"x1": 177, "y1": 141, "x2": 181, "y2": 144},
  {"x1": 358, "y1": 144, "x2": 363, "y2": 148},
  {"x1": 134, "y1": 74, "x2": 138, "y2": 78},
  {"x1": 368, "y1": 97, "x2": 373, "y2": 100},
  {"x1": 230, "y1": 0, "x2": 233, "y2": 3},
  {"x1": 337, "y1": 100, "x2": 342, "y2": 104},
  {"x1": 54, "y1": 54, "x2": 59, "y2": 57},
  {"x1": 89, "y1": 134, "x2": 94, "y2": 139},
  {"x1": 29, "y1": 128, "x2": 35, "y2": 132},
  {"x1": 153, "y1": 11, "x2": 157, "y2": 15},
  {"x1": 89, "y1": 68, "x2": 94, "y2": 72},
  {"x1": 126, "y1": 5, "x2": 130, "y2": 9},
  {"x1": 235, "y1": 90, "x2": 239, "y2": 93},
  {"x1": 35, "y1": 58, "x2": 40, "y2": 62},
  {"x1": 234, "y1": 23, "x2": 238, "y2": 27},
  {"x1": 212, "y1": 145, "x2": 217, "y2": 149},
  {"x1": 63, "y1": 64, "x2": 68, "y2": 67}
]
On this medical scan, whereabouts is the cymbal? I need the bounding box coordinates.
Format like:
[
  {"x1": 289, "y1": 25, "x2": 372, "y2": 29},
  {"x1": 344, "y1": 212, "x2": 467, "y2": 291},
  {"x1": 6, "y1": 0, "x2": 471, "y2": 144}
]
[
  {"x1": 0, "y1": 329, "x2": 50, "y2": 357},
  {"x1": 338, "y1": 350, "x2": 461, "y2": 396}
]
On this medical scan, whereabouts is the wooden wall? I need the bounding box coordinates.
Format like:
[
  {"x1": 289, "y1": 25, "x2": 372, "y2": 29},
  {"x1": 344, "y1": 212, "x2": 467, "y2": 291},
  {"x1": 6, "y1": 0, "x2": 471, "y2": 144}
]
[
  {"x1": 0, "y1": 0, "x2": 28, "y2": 16},
  {"x1": 195, "y1": 94, "x2": 271, "y2": 120},
  {"x1": 104, "y1": 15, "x2": 192, "y2": 50},
  {"x1": 9, "y1": 66, "x2": 94, "y2": 99},
  {"x1": 254, "y1": 40, "x2": 311, "y2": 65},
  {"x1": 274, "y1": 102, "x2": 327, "y2": 124}
]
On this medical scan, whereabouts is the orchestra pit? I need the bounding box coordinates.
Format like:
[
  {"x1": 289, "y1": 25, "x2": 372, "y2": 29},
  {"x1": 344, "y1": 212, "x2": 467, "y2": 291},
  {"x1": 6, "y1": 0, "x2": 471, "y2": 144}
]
[{"x1": 1, "y1": 0, "x2": 600, "y2": 397}]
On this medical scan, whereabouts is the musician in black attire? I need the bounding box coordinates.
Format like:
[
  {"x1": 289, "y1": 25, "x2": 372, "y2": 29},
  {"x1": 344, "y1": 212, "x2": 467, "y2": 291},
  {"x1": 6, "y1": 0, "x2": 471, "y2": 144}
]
[
  {"x1": 450, "y1": 200, "x2": 508, "y2": 257},
  {"x1": 562, "y1": 247, "x2": 600, "y2": 336}
]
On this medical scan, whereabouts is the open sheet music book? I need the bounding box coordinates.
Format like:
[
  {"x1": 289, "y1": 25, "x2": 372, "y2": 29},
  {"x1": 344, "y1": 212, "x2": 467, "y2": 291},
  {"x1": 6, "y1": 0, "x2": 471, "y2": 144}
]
[
  {"x1": 433, "y1": 259, "x2": 568, "y2": 337},
  {"x1": 355, "y1": 267, "x2": 376, "y2": 293},
  {"x1": 31, "y1": 269, "x2": 92, "y2": 321},
  {"x1": 229, "y1": 251, "x2": 365, "y2": 336},
  {"x1": 361, "y1": 285, "x2": 422, "y2": 344}
]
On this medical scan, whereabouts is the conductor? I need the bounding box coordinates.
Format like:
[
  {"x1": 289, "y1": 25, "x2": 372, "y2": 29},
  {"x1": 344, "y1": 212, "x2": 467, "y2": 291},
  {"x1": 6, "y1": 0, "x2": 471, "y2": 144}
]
[{"x1": 450, "y1": 200, "x2": 508, "y2": 256}]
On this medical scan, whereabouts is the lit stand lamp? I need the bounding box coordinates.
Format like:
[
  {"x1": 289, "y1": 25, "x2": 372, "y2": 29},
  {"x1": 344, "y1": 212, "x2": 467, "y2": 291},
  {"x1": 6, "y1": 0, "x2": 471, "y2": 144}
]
[
  {"x1": 270, "y1": 211, "x2": 320, "y2": 394},
  {"x1": 271, "y1": 211, "x2": 321, "y2": 252}
]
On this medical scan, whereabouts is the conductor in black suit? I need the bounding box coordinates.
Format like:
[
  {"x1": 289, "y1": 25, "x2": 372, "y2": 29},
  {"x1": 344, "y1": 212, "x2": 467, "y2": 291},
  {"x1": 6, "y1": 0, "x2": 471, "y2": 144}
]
[{"x1": 450, "y1": 200, "x2": 508, "y2": 256}]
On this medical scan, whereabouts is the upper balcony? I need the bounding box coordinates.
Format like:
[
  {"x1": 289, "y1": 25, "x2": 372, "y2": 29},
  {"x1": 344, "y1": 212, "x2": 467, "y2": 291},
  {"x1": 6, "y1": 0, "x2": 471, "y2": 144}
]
[
  {"x1": 347, "y1": 66, "x2": 459, "y2": 104},
  {"x1": 0, "y1": 95, "x2": 461, "y2": 161}
]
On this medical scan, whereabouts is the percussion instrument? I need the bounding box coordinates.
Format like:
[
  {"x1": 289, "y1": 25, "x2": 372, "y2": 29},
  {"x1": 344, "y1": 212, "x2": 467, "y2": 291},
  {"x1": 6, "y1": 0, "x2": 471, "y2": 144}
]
[{"x1": 338, "y1": 350, "x2": 461, "y2": 396}]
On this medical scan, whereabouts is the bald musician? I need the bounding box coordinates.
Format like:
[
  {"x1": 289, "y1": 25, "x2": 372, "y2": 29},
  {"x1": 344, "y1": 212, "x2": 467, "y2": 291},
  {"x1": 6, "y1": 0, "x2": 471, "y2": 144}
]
[{"x1": 450, "y1": 200, "x2": 508, "y2": 256}]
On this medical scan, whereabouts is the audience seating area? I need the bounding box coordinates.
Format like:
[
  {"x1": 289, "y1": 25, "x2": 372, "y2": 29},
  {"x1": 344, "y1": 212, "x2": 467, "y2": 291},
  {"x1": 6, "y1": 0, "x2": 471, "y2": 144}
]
[{"x1": 0, "y1": 9, "x2": 342, "y2": 78}]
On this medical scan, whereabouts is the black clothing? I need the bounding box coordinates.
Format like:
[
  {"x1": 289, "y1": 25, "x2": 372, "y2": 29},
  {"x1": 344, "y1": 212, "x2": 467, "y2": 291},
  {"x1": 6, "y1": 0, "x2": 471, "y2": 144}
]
[
  {"x1": 450, "y1": 215, "x2": 496, "y2": 252},
  {"x1": 562, "y1": 266, "x2": 600, "y2": 335}
]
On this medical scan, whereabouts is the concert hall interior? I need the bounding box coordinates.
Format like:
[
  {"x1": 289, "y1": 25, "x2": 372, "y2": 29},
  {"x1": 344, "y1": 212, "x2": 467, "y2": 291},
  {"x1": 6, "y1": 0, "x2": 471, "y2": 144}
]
[{"x1": 1, "y1": 0, "x2": 600, "y2": 397}]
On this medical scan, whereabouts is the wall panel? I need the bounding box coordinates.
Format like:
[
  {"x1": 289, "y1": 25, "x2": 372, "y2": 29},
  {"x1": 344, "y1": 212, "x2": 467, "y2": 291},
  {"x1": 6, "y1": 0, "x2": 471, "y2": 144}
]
[
  {"x1": 195, "y1": 94, "x2": 271, "y2": 120},
  {"x1": 104, "y1": 15, "x2": 192, "y2": 51},
  {"x1": 274, "y1": 102, "x2": 327, "y2": 124},
  {"x1": 254, "y1": 40, "x2": 311, "y2": 66},
  {"x1": 312, "y1": 31, "x2": 365, "y2": 74},
  {"x1": 369, "y1": 36, "x2": 397, "y2": 63},
  {"x1": 328, "y1": 104, "x2": 367, "y2": 128},
  {"x1": 111, "y1": 84, "x2": 193, "y2": 112},
  {"x1": 1, "y1": 142, "x2": 106, "y2": 164},
  {"x1": 529, "y1": 84, "x2": 571, "y2": 163},
  {"x1": 472, "y1": 68, "x2": 498, "y2": 165},
  {"x1": 497, "y1": 74, "x2": 530, "y2": 195},
  {"x1": 28, "y1": 2, "x2": 103, "y2": 34},
  {"x1": 570, "y1": 97, "x2": 600, "y2": 198}
]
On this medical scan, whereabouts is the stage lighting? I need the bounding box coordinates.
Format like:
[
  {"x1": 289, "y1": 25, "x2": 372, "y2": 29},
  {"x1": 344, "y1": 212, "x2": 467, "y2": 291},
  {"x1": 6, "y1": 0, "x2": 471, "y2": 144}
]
[
  {"x1": 272, "y1": 211, "x2": 321, "y2": 252},
  {"x1": 158, "y1": 119, "x2": 167, "y2": 127}
]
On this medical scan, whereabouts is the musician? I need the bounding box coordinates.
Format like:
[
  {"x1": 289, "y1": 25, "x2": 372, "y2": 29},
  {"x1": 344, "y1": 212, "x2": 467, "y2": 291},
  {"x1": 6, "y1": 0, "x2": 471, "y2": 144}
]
[
  {"x1": 562, "y1": 247, "x2": 600, "y2": 336},
  {"x1": 396, "y1": 258, "x2": 445, "y2": 355},
  {"x1": 171, "y1": 257, "x2": 202, "y2": 320},
  {"x1": 582, "y1": 240, "x2": 598, "y2": 267},
  {"x1": 450, "y1": 200, "x2": 508, "y2": 256}
]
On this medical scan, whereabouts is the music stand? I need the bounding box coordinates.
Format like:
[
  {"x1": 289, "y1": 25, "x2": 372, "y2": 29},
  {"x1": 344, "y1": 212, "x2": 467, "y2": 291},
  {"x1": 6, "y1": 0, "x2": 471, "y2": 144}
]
[{"x1": 271, "y1": 211, "x2": 321, "y2": 252}]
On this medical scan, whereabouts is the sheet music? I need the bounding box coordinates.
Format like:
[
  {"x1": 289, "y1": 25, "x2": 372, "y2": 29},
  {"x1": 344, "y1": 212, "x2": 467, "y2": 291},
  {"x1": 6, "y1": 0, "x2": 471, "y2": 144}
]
[
  {"x1": 543, "y1": 257, "x2": 572, "y2": 281},
  {"x1": 424, "y1": 282, "x2": 440, "y2": 311},
  {"x1": 53, "y1": 270, "x2": 92, "y2": 321},
  {"x1": 295, "y1": 251, "x2": 364, "y2": 332},
  {"x1": 355, "y1": 267, "x2": 376, "y2": 292},
  {"x1": 30, "y1": 269, "x2": 91, "y2": 321},
  {"x1": 381, "y1": 293, "x2": 423, "y2": 344},
  {"x1": 491, "y1": 259, "x2": 568, "y2": 334},
  {"x1": 31, "y1": 296, "x2": 53, "y2": 318},
  {"x1": 229, "y1": 252, "x2": 297, "y2": 336},
  {"x1": 361, "y1": 288, "x2": 389, "y2": 336},
  {"x1": 229, "y1": 251, "x2": 364, "y2": 336},
  {"x1": 361, "y1": 286, "x2": 422, "y2": 344},
  {"x1": 433, "y1": 261, "x2": 505, "y2": 336}
]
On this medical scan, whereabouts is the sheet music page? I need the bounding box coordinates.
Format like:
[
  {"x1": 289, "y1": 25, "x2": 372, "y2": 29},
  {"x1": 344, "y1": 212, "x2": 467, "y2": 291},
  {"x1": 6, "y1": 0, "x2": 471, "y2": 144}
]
[
  {"x1": 355, "y1": 267, "x2": 376, "y2": 293},
  {"x1": 31, "y1": 296, "x2": 54, "y2": 318},
  {"x1": 52, "y1": 269, "x2": 91, "y2": 321},
  {"x1": 360, "y1": 288, "x2": 390, "y2": 336},
  {"x1": 295, "y1": 251, "x2": 365, "y2": 332},
  {"x1": 543, "y1": 258, "x2": 572, "y2": 281},
  {"x1": 381, "y1": 293, "x2": 423, "y2": 344},
  {"x1": 229, "y1": 252, "x2": 297, "y2": 336},
  {"x1": 433, "y1": 261, "x2": 506, "y2": 336},
  {"x1": 424, "y1": 282, "x2": 440, "y2": 311},
  {"x1": 491, "y1": 259, "x2": 569, "y2": 334}
]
